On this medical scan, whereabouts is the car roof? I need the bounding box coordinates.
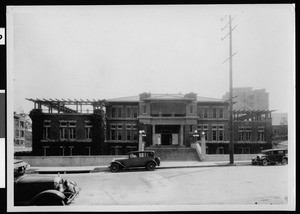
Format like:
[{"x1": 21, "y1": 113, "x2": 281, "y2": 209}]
[
  {"x1": 262, "y1": 148, "x2": 287, "y2": 153},
  {"x1": 14, "y1": 159, "x2": 29, "y2": 168}
]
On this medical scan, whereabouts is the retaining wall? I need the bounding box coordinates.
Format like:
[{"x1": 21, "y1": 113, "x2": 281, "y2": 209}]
[
  {"x1": 15, "y1": 154, "x2": 255, "y2": 167},
  {"x1": 203, "y1": 154, "x2": 255, "y2": 162},
  {"x1": 14, "y1": 155, "x2": 127, "y2": 167}
]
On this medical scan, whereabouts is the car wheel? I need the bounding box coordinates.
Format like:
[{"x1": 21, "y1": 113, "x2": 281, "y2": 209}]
[
  {"x1": 262, "y1": 159, "x2": 268, "y2": 166},
  {"x1": 35, "y1": 196, "x2": 66, "y2": 206},
  {"x1": 110, "y1": 163, "x2": 119, "y2": 172},
  {"x1": 146, "y1": 162, "x2": 156, "y2": 171},
  {"x1": 281, "y1": 158, "x2": 288, "y2": 165}
]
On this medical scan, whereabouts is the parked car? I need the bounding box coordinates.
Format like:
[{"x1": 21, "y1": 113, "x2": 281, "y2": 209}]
[
  {"x1": 14, "y1": 159, "x2": 30, "y2": 177},
  {"x1": 251, "y1": 148, "x2": 288, "y2": 166},
  {"x1": 14, "y1": 159, "x2": 80, "y2": 206},
  {"x1": 109, "y1": 151, "x2": 161, "y2": 172}
]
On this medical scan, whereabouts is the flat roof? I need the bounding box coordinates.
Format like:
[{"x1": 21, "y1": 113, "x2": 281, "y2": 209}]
[{"x1": 107, "y1": 94, "x2": 227, "y2": 103}]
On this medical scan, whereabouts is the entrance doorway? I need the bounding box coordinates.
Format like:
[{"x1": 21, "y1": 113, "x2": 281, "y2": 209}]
[
  {"x1": 155, "y1": 125, "x2": 180, "y2": 146},
  {"x1": 161, "y1": 133, "x2": 172, "y2": 145}
]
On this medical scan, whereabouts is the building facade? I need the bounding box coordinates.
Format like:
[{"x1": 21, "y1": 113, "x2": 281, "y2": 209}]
[
  {"x1": 14, "y1": 112, "x2": 31, "y2": 147},
  {"x1": 28, "y1": 99, "x2": 106, "y2": 156},
  {"x1": 105, "y1": 92, "x2": 273, "y2": 155},
  {"x1": 27, "y1": 92, "x2": 273, "y2": 156}
]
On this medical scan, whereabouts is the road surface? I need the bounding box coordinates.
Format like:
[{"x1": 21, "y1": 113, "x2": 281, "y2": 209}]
[{"x1": 57, "y1": 164, "x2": 289, "y2": 206}]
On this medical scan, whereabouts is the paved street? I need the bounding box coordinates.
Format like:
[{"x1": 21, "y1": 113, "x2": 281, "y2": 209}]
[{"x1": 51, "y1": 164, "x2": 289, "y2": 206}]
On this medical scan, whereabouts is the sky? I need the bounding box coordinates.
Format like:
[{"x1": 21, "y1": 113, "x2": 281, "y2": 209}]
[{"x1": 8, "y1": 4, "x2": 295, "y2": 114}]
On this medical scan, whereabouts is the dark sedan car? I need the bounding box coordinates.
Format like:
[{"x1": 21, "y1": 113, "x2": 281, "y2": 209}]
[
  {"x1": 14, "y1": 160, "x2": 80, "y2": 206},
  {"x1": 251, "y1": 148, "x2": 288, "y2": 166},
  {"x1": 109, "y1": 151, "x2": 161, "y2": 172}
]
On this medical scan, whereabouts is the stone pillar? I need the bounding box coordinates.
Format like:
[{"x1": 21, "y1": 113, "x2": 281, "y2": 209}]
[
  {"x1": 152, "y1": 125, "x2": 156, "y2": 146},
  {"x1": 201, "y1": 131, "x2": 206, "y2": 158},
  {"x1": 180, "y1": 125, "x2": 184, "y2": 146},
  {"x1": 139, "y1": 133, "x2": 143, "y2": 151}
]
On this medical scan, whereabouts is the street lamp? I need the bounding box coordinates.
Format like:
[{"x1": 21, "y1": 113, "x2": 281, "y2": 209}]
[
  {"x1": 193, "y1": 130, "x2": 199, "y2": 143},
  {"x1": 139, "y1": 130, "x2": 146, "y2": 137},
  {"x1": 139, "y1": 130, "x2": 146, "y2": 151}
]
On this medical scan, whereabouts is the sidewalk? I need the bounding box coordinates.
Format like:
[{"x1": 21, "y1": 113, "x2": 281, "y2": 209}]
[{"x1": 27, "y1": 160, "x2": 252, "y2": 174}]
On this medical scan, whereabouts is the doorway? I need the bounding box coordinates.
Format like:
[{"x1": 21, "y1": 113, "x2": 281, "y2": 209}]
[{"x1": 161, "y1": 133, "x2": 172, "y2": 145}]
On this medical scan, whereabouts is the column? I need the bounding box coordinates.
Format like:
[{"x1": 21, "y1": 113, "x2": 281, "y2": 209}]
[
  {"x1": 180, "y1": 125, "x2": 184, "y2": 146},
  {"x1": 152, "y1": 125, "x2": 156, "y2": 146},
  {"x1": 201, "y1": 132, "x2": 206, "y2": 158}
]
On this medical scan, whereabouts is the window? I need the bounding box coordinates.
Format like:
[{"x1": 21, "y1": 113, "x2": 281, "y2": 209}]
[
  {"x1": 204, "y1": 108, "x2": 208, "y2": 118},
  {"x1": 133, "y1": 107, "x2": 138, "y2": 118},
  {"x1": 117, "y1": 124, "x2": 123, "y2": 130},
  {"x1": 60, "y1": 121, "x2": 68, "y2": 140},
  {"x1": 197, "y1": 107, "x2": 202, "y2": 118},
  {"x1": 43, "y1": 120, "x2": 51, "y2": 139},
  {"x1": 212, "y1": 108, "x2": 217, "y2": 118},
  {"x1": 126, "y1": 131, "x2": 132, "y2": 141},
  {"x1": 111, "y1": 107, "x2": 116, "y2": 118},
  {"x1": 69, "y1": 128, "x2": 76, "y2": 139},
  {"x1": 239, "y1": 126, "x2": 252, "y2": 142},
  {"x1": 126, "y1": 124, "x2": 132, "y2": 129},
  {"x1": 212, "y1": 130, "x2": 217, "y2": 141},
  {"x1": 85, "y1": 127, "x2": 91, "y2": 139},
  {"x1": 189, "y1": 125, "x2": 193, "y2": 133},
  {"x1": 110, "y1": 124, "x2": 116, "y2": 140},
  {"x1": 60, "y1": 128, "x2": 68, "y2": 139},
  {"x1": 126, "y1": 107, "x2": 131, "y2": 118},
  {"x1": 133, "y1": 131, "x2": 138, "y2": 141},
  {"x1": 111, "y1": 130, "x2": 116, "y2": 140},
  {"x1": 219, "y1": 108, "x2": 224, "y2": 118},
  {"x1": 85, "y1": 121, "x2": 92, "y2": 139},
  {"x1": 258, "y1": 126, "x2": 265, "y2": 141},
  {"x1": 117, "y1": 107, "x2": 123, "y2": 118},
  {"x1": 59, "y1": 121, "x2": 76, "y2": 140},
  {"x1": 197, "y1": 124, "x2": 209, "y2": 141},
  {"x1": 117, "y1": 131, "x2": 122, "y2": 141},
  {"x1": 212, "y1": 124, "x2": 225, "y2": 141}
]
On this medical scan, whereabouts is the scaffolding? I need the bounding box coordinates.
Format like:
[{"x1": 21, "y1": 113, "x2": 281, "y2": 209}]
[
  {"x1": 26, "y1": 98, "x2": 106, "y2": 114},
  {"x1": 233, "y1": 110, "x2": 274, "y2": 122}
]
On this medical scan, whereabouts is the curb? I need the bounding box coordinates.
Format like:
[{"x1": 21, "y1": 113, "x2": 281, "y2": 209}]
[{"x1": 28, "y1": 162, "x2": 252, "y2": 174}]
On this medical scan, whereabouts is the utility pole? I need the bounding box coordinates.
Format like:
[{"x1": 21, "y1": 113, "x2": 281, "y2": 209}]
[{"x1": 221, "y1": 15, "x2": 237, "y2": 165}]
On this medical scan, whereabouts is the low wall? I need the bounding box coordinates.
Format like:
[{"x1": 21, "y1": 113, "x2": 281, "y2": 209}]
[
  {"x1": 15, "y1": 155, "x2": 127, "y2": 167},
  {"x1": 204, "y1": 154, "x2": 255, "y2": 162},
  {"x1": 15, "y1": 154, "x2": 255, "y2": 167}
]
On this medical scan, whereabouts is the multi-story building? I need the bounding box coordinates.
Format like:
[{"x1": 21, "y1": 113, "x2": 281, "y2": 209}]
[
  {"x1": 14, "y1": 112, "x2": 28, "y2": 146},
  {"x1": 27, "y1": 92, "x2": 273, "y2": 156},
  {"x1": 27, "y1": 99, "x2": 106, "y2": 156},
  {"x1": 106, "y1": 92, "x2": 273, "y2": 155},
  {"x1": 222, "y1": 87, "x2": 269, "y2": 111}
]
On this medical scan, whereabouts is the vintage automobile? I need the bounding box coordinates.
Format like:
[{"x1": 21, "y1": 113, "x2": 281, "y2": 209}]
[
  {"x1": 251, "y1": 148, "x2": 288, "y2": 166},
  {"x1": 14, "y1": 159, "x2": 80, "y2": 206},
  {"x1": 109, "y1": 151, "x2": 161, "y2": 172}
]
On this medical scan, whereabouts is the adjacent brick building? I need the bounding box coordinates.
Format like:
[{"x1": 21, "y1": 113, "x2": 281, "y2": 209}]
[{"x1": 28, "y1": 99, "x2": 106, "y2": 156}]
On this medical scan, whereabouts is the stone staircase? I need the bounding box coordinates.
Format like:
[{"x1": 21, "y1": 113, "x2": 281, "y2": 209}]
[{"x1": 145, "y1": 146, "x2": 200, "y2": 161}]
